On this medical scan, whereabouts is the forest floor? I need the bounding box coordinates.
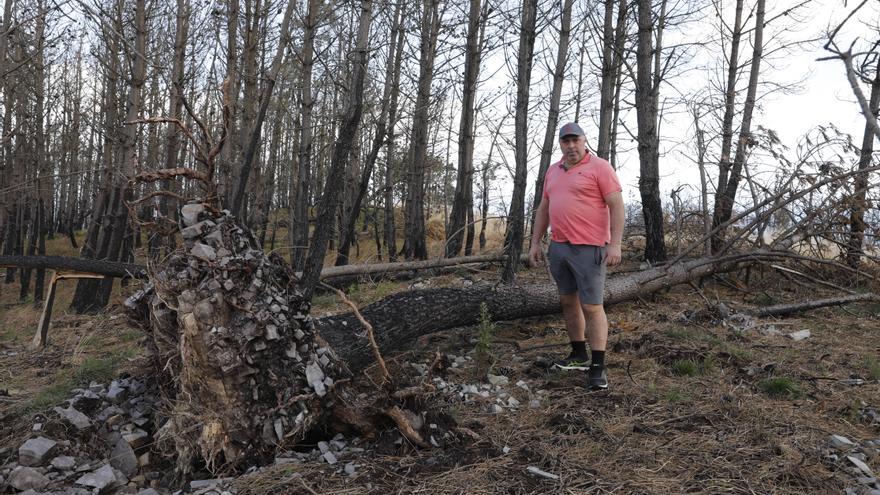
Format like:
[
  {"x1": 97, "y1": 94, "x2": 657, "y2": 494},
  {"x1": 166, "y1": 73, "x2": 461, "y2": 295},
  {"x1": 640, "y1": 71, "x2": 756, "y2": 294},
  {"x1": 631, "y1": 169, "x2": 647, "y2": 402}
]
[{"x1": 0, "y1": 232, "x2": 879, "y2": 494}]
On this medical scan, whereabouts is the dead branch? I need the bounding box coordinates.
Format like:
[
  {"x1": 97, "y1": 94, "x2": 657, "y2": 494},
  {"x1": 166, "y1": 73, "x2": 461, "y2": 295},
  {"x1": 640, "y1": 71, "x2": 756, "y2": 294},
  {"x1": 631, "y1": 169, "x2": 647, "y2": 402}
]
[
  {"x1": 747, "y1": 293, "x2": 879, "y2": 318},
  {"x1": 322, "y1": 283, "x2": 391, "y2": 386}
]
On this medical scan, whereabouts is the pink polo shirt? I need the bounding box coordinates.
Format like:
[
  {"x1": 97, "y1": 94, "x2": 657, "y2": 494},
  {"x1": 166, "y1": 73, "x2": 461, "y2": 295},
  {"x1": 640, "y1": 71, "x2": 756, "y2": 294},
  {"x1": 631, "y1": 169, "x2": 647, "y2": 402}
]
[{"x1": 541, "y1": 152, "x2": 621, "y2": 246}]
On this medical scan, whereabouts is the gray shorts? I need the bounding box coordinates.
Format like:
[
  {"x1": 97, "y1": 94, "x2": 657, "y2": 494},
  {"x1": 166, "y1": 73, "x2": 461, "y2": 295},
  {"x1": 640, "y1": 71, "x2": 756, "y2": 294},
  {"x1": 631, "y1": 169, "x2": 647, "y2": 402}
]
[{"x1": 547, "y1": 241, "x2": 606, "y2": 305}]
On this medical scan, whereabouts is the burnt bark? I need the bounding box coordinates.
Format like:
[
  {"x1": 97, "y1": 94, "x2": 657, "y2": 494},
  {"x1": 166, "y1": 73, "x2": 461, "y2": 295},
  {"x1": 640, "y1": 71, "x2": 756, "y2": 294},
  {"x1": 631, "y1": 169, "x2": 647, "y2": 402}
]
[{"x1": 501, "y1": 0, "x2": 537, "y2": 282}]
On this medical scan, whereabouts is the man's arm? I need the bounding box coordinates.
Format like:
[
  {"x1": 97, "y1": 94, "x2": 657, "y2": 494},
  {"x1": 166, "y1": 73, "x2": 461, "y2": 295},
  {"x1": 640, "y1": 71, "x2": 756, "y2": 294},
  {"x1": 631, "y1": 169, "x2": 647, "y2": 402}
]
[
  {"x1": 604, "y1": 191, "x2": 624, "y2": 266},
  {"x1": 528, "y1": 198, "x2": 550, "y2": 266}
]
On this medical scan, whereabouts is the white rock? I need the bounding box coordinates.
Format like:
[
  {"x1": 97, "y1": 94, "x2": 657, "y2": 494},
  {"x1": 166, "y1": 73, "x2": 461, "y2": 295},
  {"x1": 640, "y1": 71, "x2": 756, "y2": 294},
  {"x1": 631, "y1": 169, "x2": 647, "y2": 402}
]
[
  {"x1": 9, "y1": 466, "x2": 50, "y2": 491},
  {"x1": 848, "y1": 455, "x2": 875, "y2": 477},
  {"x1": 19, "y1": 436, "x2": 58, "y2": 466},
  {"x1": 489, "y1": 404, "x2": 503, "y2": 414},
  {"x1": 318, "y1": 441, "x2": 331, "y2": 454},
  {"x1": 487, "y1": 374, "x2": 509, "y2": 386},
  {"x1": 526, "y1": 466, "x2": 559, "y2": 480},
  {"x1": 54, "y1": 406, "x2": 91, "y2": 430},
  {"x1": 323, "y1": 452, "x2": 338, "y2": 465},
  {"x1": 305, "y1": 362, "x2": 327, "y2": 397},
  {"x1": 830, "y1": 435, "x2": 856, "y2": 450},
  {"x1": 507, "y1": 397, "x2": 521, "y2": 408},
  {"x1": 50, "y1": 455, "x2": 76, "y2": 470},
  {"x1": 515, "y1": 380, "x2": 530, "y2": 391},
  {"x1": 344, "y1": 463, "x2": 357, "y2": 476},
  {"x1": 502, "y1": 446, "x2": 511, "y2": 454},
  {"x1": 75, "y1": 464, "x2": 117, "y2": 490},
  {"x1": 191, "y1": 242, "x2": 217, "y2": 261},
  {"x1": 788, "y1": 329, "x2": 811, "y2": 341},
  {"x1": 180, "y1": 204, "x2": 205, "y2": 227},
  {"x1": 529, "y1": 399, "x2": 542, "y2": 409}
]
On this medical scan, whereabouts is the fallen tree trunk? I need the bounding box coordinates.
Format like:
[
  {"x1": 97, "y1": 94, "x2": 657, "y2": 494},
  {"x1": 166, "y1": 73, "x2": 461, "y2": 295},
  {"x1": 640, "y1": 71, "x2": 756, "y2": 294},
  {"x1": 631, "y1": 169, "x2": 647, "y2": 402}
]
[
  {"x1": 746, "y1": 292, "x2": 879, "y2": 318},
  {"x1": 0, "y1": 252, "x2": 522, "y2": 283},
  {"x1": 315, "y1": 251, "x2": 794, "y2": 370}
]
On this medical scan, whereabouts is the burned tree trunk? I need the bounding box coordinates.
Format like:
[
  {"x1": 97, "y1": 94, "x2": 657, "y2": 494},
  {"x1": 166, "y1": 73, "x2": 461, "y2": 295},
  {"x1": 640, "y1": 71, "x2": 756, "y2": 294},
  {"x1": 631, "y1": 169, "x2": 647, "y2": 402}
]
[{"x1": 315, "y1": 251, "x2": 791, "y2": 371}]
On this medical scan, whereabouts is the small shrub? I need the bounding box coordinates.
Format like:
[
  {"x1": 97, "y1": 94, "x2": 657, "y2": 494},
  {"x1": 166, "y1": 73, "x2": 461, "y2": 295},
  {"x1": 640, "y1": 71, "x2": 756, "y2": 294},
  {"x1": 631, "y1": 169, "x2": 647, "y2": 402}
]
[
  {"x1": 671, "y1": 359, "x2": 698, "y2": 376},
  {"x1": 474, "y1": 303, "x2": 496, "y2": 374},
  {"x1": 758, "y1": 377, "x2": 803, "y2": 399},
  {"x1": 866, "y1": 357, "x2": 880, "y2": 381}
]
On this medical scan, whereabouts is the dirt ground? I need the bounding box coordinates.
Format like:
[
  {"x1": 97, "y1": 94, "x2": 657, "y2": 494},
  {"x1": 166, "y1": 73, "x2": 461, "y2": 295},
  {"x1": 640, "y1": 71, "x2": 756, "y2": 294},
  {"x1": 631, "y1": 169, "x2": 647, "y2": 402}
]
[{"x1": 1, "y1": 254, "x2": 879, "y2": 494}]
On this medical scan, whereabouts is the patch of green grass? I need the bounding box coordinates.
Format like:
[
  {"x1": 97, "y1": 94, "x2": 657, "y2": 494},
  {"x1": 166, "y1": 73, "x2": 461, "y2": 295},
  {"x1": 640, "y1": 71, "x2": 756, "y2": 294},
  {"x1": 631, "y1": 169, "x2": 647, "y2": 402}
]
[
  {"x1": 866, "y1": 356, "x2": 880, "y2": 381},
  {"x1": 757, "y1": 377, "x2": 803, "y2": 399},
  {"x1": 664, "y1": 387, "x2": 690, "y2": 404},
  {"x1": 24, "y1": 355, "x2": 126, "y2": 412},
  {"x1": 671, "y1": 355, "x2": 717, "y2": 377},
  {"x1": 671, "y1": 359, "x2": 698, "y2": 376}
]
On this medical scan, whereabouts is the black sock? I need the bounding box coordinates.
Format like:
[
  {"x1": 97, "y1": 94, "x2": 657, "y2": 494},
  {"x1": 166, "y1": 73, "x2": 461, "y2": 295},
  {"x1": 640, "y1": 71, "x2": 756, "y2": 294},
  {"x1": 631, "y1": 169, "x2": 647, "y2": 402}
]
[
  {"x1": 571, "y1": 341, "x2": 588, "y2": 358},
  {"x1": 591, "y1": 350, "x2": 605, "y2": 367}
]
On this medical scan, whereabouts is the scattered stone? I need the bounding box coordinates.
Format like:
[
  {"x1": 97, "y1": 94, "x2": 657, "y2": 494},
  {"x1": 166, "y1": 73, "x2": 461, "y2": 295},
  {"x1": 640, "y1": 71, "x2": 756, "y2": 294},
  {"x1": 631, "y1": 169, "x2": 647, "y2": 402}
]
[
  {"x1": 19, "y1": 436, "x2": 58, "y2": 466},
  {"x1": 502, "y1": 446, "x2": 511, "y2": 454},
  {"x1": 317, "y1": 441, "x2": 331, "y2": 454},
  {"x1": 122, "y1": 428, "x2": 150, "y2": 449},
  {"x1": 190, "y1": 478, "x2": 227, "y2": 490},
  {"x1": 51, "y1": 455, "x2": 76, "y2": 470},
  {"x1": 515, "y1": 380, "x2": 530, "y2": 391},
  {"x1": 75, "y1": 464, "x2": 117, "y2": 490},
  {"x1": 526, "y1": 466, "x2": 559, "y2": 481},
  {"x1": 106, "y1": 381, "x2": 128, "y2": 404},
  {"x1": 180, "y1": 204, "x2": 205, "y2": 227},
  {"x1": 305, "y1": 362, "x2": 327, "y2": 397},
  {"x1": 110, "y1": 437, "x2": 139, "y2": 478},
  {"x1": 344, "y1": 462, "x2": 356, "y2": 476},
  {"x1": 507, "y1": 397, "x2": 521, "y2": 408},
  {"x1": 322, "y1": 452, "x2": 338, "y2": 465},
  {"x1": 489, "y1": 404, "x2": 503, "y2": 414},
  {"x1": 136, "y1": 489, "x2": 161, "y2": 495},
  {"x1": 529, "y1": 399, "x2": 542, "y2": 409},
  {"x1": 848, "y1": 455, "x2": 875, "y2": 477},
  {"x1": 32, "y1": 423, "x2": 42, "y2": 432},
  {"x1": 487, "y1": 374, "x2": 508, "y2": 387},
  {"x1": 787, "y1": 329, "x2": 811, "y2": 341},
  {"x1": 831, "y1": 435, "x2": 856, "y2": 450},
  {"x1": 9, "y1": 466, "x2": 51, "y2": 491},
  {"x1": 54, "y1": 406, "x2": 92, "y2": 430},
  {"x1": 191, "y1": 242, "x2": 217, "y2": 261}
]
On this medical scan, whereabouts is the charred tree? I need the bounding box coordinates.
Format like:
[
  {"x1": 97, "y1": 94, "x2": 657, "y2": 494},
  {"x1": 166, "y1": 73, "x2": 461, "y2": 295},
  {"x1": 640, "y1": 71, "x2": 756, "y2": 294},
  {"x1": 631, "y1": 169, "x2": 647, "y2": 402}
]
[
  {"x1": 501, "y1": 0, "x2": 537, "y2": 283},
  {"x1": 401, "y1": 0, "x2": 441, "y2": 260}
]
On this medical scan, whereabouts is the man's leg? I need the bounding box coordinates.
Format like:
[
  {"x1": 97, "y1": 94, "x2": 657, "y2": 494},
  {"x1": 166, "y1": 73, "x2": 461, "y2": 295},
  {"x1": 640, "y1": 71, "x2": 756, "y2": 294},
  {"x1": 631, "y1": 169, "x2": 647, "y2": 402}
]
[
  {"x1": 582, "y1": 303, "x2": 609, "y2": 389},
  {"x1": 554, "y1": 293, "x2": 590, "y2": 369},
  {"x1": 581, "y1": 303, "x2": 608, "y2": 352}
]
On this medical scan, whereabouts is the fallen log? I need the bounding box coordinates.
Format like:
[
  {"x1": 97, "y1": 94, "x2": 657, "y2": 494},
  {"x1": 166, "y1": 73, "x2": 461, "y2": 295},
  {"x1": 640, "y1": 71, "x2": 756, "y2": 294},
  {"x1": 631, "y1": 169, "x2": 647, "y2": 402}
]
[
  {"x1": 315, "y1": 251, "x2": 793, "y2": 371},
  {"x1": 0, "y1": 252, "x2": 522, "y2": 283},
  {"x1": 746, "y1": 293, "x2": 879, "y2": 318}
]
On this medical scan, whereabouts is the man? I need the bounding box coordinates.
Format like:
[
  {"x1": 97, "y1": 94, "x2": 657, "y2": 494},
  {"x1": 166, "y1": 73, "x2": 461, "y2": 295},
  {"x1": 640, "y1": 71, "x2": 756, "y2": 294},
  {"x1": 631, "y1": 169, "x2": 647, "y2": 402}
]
[{"x1": 528, "y1": 122, "x2": 624, "y2": 390}]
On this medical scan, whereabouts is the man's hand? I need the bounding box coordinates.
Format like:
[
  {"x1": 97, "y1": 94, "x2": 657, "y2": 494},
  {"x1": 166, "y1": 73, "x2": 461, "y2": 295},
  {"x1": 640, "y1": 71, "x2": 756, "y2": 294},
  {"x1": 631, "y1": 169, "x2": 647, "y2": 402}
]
[
  {"x1": 605, "y1": 244, "x2": 622, "y2": 266},
  {"x1": 529, "y1": 244, "x2": 545, "y2": 267}
]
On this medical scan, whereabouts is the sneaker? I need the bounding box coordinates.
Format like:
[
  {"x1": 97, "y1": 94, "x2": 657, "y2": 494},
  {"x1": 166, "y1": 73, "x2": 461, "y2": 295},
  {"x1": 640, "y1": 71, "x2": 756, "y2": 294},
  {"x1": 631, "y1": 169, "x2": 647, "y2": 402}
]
[
  {"x1": 587, "y1": 365, "x2": 608, "y2": 390},
  {"x1": 553, "y1": 353, "x2": 591, "y2": 371}
]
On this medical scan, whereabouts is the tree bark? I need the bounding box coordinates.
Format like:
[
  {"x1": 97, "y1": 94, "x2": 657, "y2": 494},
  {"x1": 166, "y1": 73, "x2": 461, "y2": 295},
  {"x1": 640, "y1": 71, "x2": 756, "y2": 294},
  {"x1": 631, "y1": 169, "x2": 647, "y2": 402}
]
[
  {"x1": 229, "y1": 0, "x2": 296, "y2": 218},
  {"x1": 290, "y1": 0, "x2": 319, "y2": 271},
  {"x1": 501, "y1": 0, "x2": 537, "y2": 282},
  {"x1": 383, "y1": 0, "x2": 407, "y2": 263},
  {"x1": 712, "y1": 0, "x2": 764, "y2": 253},
  {"x1": 446, "y1": 0, "x2": 486, "y2": 258},
  {"x1": 336, "y1": 0, "x2": 404, "y2": 266},
  {"x1": 401, "y1": 0, "x2": 441, "y2": 260},
  {"x1": 847, "y1": 54, "x2": 880, "y2": 268},
  {"x1": 531, "y1": 0, "x2": 573, "y2": 229},
  {"x1": 635, "y1": 0, "x2": 667, "y2": 263},
  {"x1": 300, "y1": 0, "x2": 374, "y2": 301}
]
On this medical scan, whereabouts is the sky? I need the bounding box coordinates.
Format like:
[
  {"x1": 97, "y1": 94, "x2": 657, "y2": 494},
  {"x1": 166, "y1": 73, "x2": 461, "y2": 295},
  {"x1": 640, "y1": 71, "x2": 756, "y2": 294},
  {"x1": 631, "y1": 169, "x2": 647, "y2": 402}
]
[{"x1": 483, "y1": 0, "x2": 880, "y2": 215}]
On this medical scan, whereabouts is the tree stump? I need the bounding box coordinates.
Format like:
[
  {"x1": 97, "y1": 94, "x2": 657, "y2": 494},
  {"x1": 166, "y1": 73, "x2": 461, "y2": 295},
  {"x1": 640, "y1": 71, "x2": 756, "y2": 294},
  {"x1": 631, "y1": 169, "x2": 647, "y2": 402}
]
[{"x1": 126, "y1": 205, "x2": 349, "y2": 473}]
